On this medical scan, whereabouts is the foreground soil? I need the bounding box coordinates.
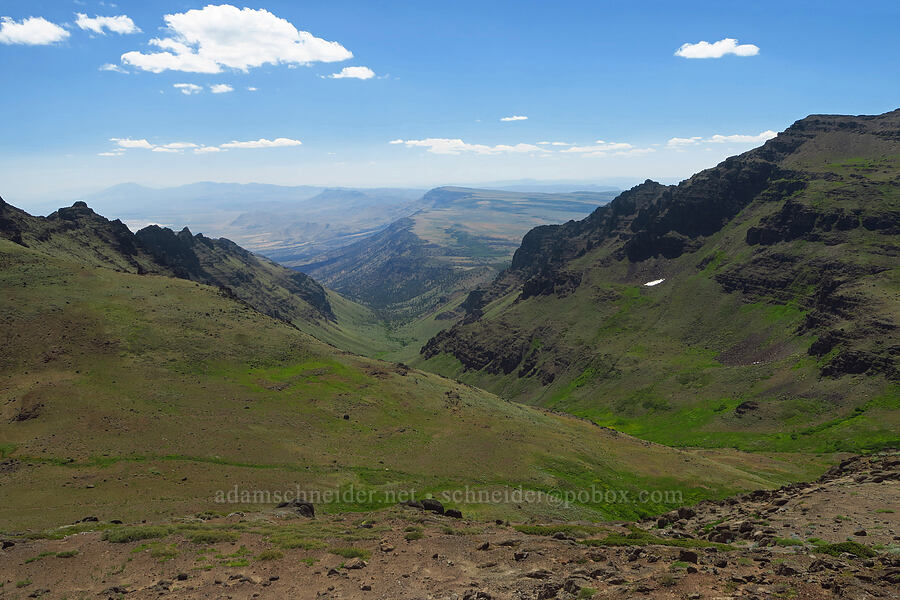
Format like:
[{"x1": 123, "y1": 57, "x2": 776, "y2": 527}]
[{"x1": 1, "y1": 453, "x2": 897, "y2": 599}]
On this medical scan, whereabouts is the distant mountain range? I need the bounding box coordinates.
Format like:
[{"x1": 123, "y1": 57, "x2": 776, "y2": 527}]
[{"x1": 297, "y1": 186, "x2": 617, "y2": 320}]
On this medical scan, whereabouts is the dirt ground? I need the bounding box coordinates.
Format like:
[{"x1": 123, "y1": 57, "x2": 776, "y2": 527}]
[{"x1": 1, "y1": 453, "x2": 897, "y2": 600}]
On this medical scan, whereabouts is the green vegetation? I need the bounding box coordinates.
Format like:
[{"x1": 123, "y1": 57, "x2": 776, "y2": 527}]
[
  {"x1": 514, "y1": 524, "x2": 608, "y2": 538},
  {"x1": 580, "y1": 526, "x2": 734, "y2": 550},
  {"x1": 813, "y1": 540, "x2": 876, "y2": 558},
  {"x1": 328, "y1": 547, "x2": 370, "y2": 559},
  {"x1": 773, "y1": 537, "x2": 804, "y2": 546},
  {"x1": 0, "y1": 235, "x2": 813, "y2": 531},
  {"x1": 103, "y1": 526, "x2": 171, "y2": 544},
  {"x1": 187, "y1": 530, "x2": 238, "y2": 544},
  {"x1": 257, "y1": 549, "x2": 284, "y2": 561}
]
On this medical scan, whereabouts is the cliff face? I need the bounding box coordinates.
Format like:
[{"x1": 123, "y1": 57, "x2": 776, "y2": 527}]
[
  {"x1": 0, "y1": 199, "x2": 334, "y2": 323},
  {"x1": 420, "y1": 110, "x2": 899, "y2": 453}
]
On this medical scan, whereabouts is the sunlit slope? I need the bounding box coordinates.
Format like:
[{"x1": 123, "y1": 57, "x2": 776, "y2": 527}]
[
  {"x1": 0, "y1": 238, "x2": 816, "y2": 530},
  {"x1": 420, "y1": 110, "x2": 900, "y2": 453}
]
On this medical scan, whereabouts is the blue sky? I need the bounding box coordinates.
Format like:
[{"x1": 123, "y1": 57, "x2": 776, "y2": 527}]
[{"x1": 1, "y1": 0, "x2": 898, "y2": 206}]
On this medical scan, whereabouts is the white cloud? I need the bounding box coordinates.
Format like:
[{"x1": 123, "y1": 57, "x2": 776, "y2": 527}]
[
  {"x1": 104, "y1": 136, "x2": 301, "y2": 155},
  {"x1": 667, "y1": 130, "x2": 777, "y2": 148},
  {"x1": 75, "y1": 13, "x2": 139, "y2": 35},
  {"x1": 209, "y1": 83, "x2": 234, "y2": 94},
  {"x1": 99, "y1": 63, "x2": 127, "y2": 73},
  {"x1": 666, "y1": 136, "x2": 703, "y2": 147},
  {"x1": 220, "y1": 138, "x2": 302, "y2": 149},
  {"x1": 562, "y1": 141, "x2": 648, "y2": 157},
  {"x1": 391, "y1": 138, "x2": 547, "y2": 155},
  {"x1": 246, "y1": 86, "x2": 258, "y2": 92},
  {"x1": 500, "y1": 115, "x2": 528, "y2": 122},
  {"x1": 159, "y1": 142, "x2": 197, "y2": 150},
  {"x1": 709, "y1": 130, "x2": 777, "y2": 143},
  {"x1": 121, "y1": 4, "x2": 352, "y2": 73},
  {"x1": 110, "y1": 137, "x2": 153, "y2": 149},
  {"x1": 173, "y1": 83, "x2": 203, "y2": 95},
  {"x1": 675, "y1": 38, "x2": 759, "y2": 59},
  {"x1": 329, "y1": 66, "x2": 375, "y2": 79},
  {"x1": 0, "y1": 16, "x2": 69, "y2": 45}
]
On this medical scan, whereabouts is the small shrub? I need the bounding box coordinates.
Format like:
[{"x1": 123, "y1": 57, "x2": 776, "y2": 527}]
[
  {"x1": 773, "y1": 537, "x2": 804, "y2": 547},
  {"x1": 149, "y1": 544, "x2": 178, "y2": 561},
  {"x1": 25, "y1": 552, "x2": 55, "y2": 563},
  {"x1": 815, "y1": 541, "x2": 876, "y2": 558},
  {"x1": 578, "y1": 587, "x2": 598, "y2": 599},
  {"x1": 16, "y1": 580, "x2": 31, "y2": 588},
  {"x1": 56, "y1": 550, "x2": 79, "y2": 558},
  {"x1": 103, "y1": 526, "x2": 171, "y2": 543},
  {"x1": 257, "y1": 549, "x2": 284, "y2": 561},
  {"x1": 187, "y1": 530, "x2": 238, "y2": 544},
  {"x1": 404, "y1": 530, "x2": 423, "y2": 541},
  {"x1": 269, "y1": 533, "x2": 325, "y2": 550},
  {"x1": 225, "y1": 559, "x2": 250, "y2": 567},
  {"x1": 329, "y1": 547, "x2": 370, "y2": 559}
]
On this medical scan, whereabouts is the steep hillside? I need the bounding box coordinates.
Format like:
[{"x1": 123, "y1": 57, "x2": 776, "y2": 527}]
[
  {"x1": 299, "y1": 187, "x2": 614, "y2": 320},
  {"x1": 0, "y1": 236, "x2": 815, "y2": 531},
  {"x1": 0, "y1": 198, "x2": 334, "y2": 323},
  {"x1": 421, "y1": 110, "x2": 900, "y2": 453}
]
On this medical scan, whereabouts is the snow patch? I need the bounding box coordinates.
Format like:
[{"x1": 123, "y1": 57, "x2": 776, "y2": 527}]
[{"x1": 643, "y1": 278, "x2": 665, "y2": 287}]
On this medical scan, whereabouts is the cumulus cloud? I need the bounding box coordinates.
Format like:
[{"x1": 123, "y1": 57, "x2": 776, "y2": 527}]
[
  {"x1": 329, "y1": 66, "x2": 375, "y2": 79},
  {"x1": 675, "y1": 38, "x2": 759, "y2": 59},
  {"x1": 159, "y1": 142, "x2": 198, "y2": 150},
  {"x1": 220, "y1": 138, "x2": 302, "y2": 149},
  {"x1": 666, "y1": 136, "x2": 703, "y2": 147},
  {"x1": 75, "y1": 13, "x2": 140, "y2": 35},
  {"x1": 246, "y1": 86, "x2": 258, "y2": 92},
  {"x1": 0, "y1": 16, "x2": 69, "y2": 45},
  {"x1": 500, "y1": 115, "x2": 528, "y2": 122},
  {"x1": 667, "y1": 130, "x2": 777, "y2": 148},
  {"x1": 561, "y1": 140, "x2": 655, "y2": 157},
  {"x1": 121, "y1": 4, "x2": 352, "y2": 73},
  {"x1": 100, "y1": 63, "x2": 127, "y2": 73},
  {"x1": 110, "y1": 137, "x2": 153, "y2": 149},
  {"x1": 209, "y1": 83, "x2": 234, "y2": 93},
  {"x1": 391, "y1": 138, "x2": 547, "y2": 155},
  {"x1": 173, "y1": 83, "x2": 203, "y2": 95},
  {"x1": 104, "y1": 136, "x2": 301, "y2": 155},
  {"x1": 709, "y1": 130, "x2": 777, "y2": 143}
]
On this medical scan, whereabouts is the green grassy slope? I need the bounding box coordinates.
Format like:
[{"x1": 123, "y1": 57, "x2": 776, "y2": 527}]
[
  {"x1": 0, "y1": 238, "x2": 820, "y2": 531},
  {"x1": 420, "y1": 111, "x2": 900, "y2": 454}
]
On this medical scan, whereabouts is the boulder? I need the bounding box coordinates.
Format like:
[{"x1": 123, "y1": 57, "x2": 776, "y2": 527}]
[
  {"x1": 421, "y1": 498, "x2": 445, "y2": 514},
  {"x1": 344, "y1": 557, "x2": 367, "y2": 570},
  {"x1": 275, "y1": 500, "x2": 314, "y2": 518}
]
